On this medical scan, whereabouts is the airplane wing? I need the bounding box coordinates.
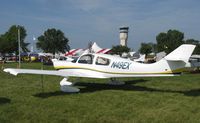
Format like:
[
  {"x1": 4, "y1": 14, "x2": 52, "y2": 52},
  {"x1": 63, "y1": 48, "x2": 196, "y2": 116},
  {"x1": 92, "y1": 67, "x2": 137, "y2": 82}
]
[
  {"x1": 3, "y1": 68, "x2": 107, "y2": 78},
  {"x1": 4, "y1": 68, "x2": 67, "y2": 77}
]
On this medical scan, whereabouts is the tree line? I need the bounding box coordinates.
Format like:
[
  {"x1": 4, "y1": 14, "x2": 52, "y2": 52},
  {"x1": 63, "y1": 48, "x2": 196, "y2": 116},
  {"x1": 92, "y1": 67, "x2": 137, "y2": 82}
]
[
  {"x1": 0, "y1": 25, "x2": 200, "y2": 56},
  {"x1": 0, "y1": 25, "x2": 70, "y2": 56},
  {"x1": 139, "y1": 29, "x2": 200, "y2": 56}
]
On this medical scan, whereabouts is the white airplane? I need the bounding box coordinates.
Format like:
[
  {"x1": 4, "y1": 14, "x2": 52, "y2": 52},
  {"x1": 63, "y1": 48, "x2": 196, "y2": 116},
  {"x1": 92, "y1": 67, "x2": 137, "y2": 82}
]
[{"x1": 4, "y1": 44, "x2": 196, "y2": 92}]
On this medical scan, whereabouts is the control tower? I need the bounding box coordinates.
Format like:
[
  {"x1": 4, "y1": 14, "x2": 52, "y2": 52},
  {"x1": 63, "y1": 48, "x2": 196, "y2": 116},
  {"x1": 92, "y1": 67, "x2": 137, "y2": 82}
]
[{"x1": 119, "y1": 26, "x2": 129, "y2": 46}]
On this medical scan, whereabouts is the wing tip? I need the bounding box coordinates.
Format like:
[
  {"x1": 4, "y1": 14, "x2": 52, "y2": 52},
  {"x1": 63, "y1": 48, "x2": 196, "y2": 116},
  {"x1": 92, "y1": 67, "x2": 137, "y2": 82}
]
[{"x1": 3, "y1": 68, "x2": 18, "y2": 76}]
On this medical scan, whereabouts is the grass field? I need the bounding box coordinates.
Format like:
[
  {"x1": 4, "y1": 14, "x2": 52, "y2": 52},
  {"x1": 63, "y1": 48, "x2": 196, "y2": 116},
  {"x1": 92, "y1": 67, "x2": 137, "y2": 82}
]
[{"x1": 1, "y1": 62, "x2": 200, "y2": 123}]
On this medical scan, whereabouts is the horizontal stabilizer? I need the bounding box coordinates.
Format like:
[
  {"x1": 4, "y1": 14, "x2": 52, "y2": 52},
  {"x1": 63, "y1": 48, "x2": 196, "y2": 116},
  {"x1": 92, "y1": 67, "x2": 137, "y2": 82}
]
[{"x1": 164, "y1": 44, "x2": 196, "y2": 62}]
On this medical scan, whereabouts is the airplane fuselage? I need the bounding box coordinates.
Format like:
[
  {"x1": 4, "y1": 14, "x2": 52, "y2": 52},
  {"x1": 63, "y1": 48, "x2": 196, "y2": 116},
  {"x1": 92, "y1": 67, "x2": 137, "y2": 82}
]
[{"x1": 53, "y1": 53, "x2": 185, "y2": 78}]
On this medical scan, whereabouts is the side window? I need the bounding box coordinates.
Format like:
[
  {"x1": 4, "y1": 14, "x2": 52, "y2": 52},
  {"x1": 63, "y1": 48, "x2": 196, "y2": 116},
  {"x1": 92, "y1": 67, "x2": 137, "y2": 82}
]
[
  {"x1": 95, "y1": 57, "x2": 110, "y2": 66},
  {"x1": 78, "y1": 55, "x2": 93, "y2": 64},
  {"x1": 71, "y1": 57, "x2": 78, "y2": 63}
]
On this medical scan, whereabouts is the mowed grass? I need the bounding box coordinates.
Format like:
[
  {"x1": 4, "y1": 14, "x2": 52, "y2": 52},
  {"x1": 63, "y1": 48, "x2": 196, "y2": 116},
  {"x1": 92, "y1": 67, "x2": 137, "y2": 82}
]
[{"x1": 1, "y1": 62, "x2": 200, "y2": 123}]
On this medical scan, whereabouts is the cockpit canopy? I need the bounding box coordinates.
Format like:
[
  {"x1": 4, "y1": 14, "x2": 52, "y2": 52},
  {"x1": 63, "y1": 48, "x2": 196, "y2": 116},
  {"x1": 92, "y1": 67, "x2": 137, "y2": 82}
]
[
  {"x1": 76, "y1": 54, "x2": 110, "y2": 66},
  {"x1": 78, "y1": 54, "x2": 94, "y2": 64}
]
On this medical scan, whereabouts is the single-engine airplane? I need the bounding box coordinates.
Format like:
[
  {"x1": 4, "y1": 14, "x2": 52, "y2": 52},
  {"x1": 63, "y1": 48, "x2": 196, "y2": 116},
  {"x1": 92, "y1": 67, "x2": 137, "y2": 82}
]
[{"x1": 4, "y1": 44, "x2": 196, "y2": 92}]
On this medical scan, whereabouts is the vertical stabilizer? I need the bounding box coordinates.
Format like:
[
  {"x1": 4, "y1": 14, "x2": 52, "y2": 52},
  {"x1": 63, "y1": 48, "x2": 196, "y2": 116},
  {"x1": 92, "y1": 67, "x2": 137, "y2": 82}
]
[{"x1": 164, "y1": 44, "x2": 196, "y2": 62}]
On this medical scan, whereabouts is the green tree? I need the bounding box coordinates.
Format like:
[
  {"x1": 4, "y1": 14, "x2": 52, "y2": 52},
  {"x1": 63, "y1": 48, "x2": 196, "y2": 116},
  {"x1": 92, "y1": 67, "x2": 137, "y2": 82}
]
[
  {"x1": 0, "y1": 36, "x2": 7, "y2": 54},
  {"x1": 139, "y1": 43, "x2": 153, "y2": 55},
  {"x1": 185, "y1": 39, "x2": 200, "y2": 54},
  {"x1": 0, "y1": 25, "x2": 29, "y2": 54},
  {"x1": 36, "y1": 28, "x2": 70, "y2": 55},
  {"x1": 156, "y1": 29, "x2": 184, "y2": 54},
  {"x1": 110, "y1": 45, "x2": 130, "y2": 56}
]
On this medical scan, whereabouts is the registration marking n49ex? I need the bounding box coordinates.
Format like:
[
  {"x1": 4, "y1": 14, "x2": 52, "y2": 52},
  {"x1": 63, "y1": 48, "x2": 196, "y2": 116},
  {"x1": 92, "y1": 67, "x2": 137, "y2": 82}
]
[{"x1": 111, "y1": 62, "x2": 132, "y2": 70}]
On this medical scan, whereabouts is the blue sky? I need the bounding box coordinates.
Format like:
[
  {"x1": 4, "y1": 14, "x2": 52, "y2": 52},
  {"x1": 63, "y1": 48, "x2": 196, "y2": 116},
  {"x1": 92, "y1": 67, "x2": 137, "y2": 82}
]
[{"x1": 0, "y1": 0, "x2": 200, "y2": 51}]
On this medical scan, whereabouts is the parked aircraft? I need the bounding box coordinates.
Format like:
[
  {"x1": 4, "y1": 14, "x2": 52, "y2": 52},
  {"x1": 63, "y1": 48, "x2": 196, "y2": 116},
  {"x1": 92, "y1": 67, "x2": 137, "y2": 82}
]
[
  {"x1": 4, "y1": 44, "x2": 195, "y2": 92},
  {"x1": 65, "y1": 42, "x2": 111, "y2": 57}
]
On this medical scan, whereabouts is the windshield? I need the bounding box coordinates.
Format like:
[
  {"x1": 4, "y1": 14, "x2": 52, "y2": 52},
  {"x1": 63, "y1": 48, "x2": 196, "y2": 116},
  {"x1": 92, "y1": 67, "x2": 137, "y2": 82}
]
[{"x1": 78, "y1": 54, "x2": 94, "y2": 64}]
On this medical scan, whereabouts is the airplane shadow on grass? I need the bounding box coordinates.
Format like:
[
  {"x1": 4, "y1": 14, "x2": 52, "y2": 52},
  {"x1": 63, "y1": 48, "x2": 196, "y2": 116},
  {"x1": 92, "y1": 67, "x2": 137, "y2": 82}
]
[
  {"x1": 0, "y1": 97, "x2": 11, "y2": 105},
  {"x1": 33, "y1": 79, "x2": 200, "y2": 98}
]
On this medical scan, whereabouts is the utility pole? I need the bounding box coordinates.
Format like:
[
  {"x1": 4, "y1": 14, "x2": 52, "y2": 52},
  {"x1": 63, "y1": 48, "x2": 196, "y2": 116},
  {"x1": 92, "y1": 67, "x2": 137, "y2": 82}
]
[{"x1": 18, "y1": 27, "x2": 21, "y2": 68}]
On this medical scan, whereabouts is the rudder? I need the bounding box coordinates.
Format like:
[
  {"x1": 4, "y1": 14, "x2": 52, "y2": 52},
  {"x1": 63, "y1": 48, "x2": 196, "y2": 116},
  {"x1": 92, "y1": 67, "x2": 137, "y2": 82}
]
[{"x1": 164, "y1": 44, "x2": 196, "y2": 62}]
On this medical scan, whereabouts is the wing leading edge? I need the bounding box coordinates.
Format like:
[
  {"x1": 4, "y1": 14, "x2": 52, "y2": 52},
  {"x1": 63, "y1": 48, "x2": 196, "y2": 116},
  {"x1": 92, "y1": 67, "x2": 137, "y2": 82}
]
[
  {"x1": 4, "y1": 68, "x2": 67, "y2": 77},
  {"x1": 3, "y1": 68, "x2": 107, "y2": 78}
]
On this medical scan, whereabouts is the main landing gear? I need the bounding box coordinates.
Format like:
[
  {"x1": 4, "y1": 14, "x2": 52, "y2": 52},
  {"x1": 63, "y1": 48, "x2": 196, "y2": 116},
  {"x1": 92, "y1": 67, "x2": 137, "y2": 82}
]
[
  {"x1": 59, "y1": 78, "x2": 125, "y2": 93},
  {"x1": 60, "y1": 78, "x2": 80, "y2": 92}
]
